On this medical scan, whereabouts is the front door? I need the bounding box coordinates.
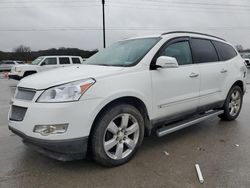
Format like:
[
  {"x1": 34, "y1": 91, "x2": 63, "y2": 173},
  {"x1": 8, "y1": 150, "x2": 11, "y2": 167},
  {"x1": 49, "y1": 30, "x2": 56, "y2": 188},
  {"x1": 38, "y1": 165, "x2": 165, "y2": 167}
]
[
  {"x1": 151, "y1": 38, "x2": 200, "y2": 121},
  {"x1": 40, "y1": 57, "x2": 59, "y2": 71}
]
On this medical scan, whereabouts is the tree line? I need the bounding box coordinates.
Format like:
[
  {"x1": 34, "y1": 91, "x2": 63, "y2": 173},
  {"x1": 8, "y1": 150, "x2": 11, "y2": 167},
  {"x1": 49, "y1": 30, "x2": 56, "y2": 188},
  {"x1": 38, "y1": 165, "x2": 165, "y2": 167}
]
[{"x1": 0, "y1": 45, "x2": 98, "y2": 62}]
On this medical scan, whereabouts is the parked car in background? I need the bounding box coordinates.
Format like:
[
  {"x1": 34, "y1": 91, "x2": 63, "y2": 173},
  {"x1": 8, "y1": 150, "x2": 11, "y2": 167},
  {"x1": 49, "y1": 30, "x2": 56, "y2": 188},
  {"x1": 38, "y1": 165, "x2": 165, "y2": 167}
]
[
  {"x1": 0, "y1": 60, "x2": 24, "y2": 72},
  {"x1": 8, "y1": 31, "x2": 247, "y2": 167},
  {"x1": 242, "y1": 53, "x2": 250, "y2": 68},
  {"x1": 8, "y1": 56, "x2": 83, "y2": 80}
]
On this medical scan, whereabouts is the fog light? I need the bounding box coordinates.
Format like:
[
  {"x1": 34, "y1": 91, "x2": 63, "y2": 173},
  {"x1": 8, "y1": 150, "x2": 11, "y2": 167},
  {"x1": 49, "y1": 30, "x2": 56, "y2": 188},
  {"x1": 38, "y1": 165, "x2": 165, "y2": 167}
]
[{"x1": 33, "y1": 124, "x2": 68, "y2": 136}]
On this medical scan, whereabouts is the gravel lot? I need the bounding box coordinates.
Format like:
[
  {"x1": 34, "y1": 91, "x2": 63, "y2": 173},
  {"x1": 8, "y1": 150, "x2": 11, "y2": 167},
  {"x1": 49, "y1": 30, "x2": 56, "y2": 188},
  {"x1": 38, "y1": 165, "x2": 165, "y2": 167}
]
[{"x1": 0, "y1": 72, "x2": 250, "y2": 188}]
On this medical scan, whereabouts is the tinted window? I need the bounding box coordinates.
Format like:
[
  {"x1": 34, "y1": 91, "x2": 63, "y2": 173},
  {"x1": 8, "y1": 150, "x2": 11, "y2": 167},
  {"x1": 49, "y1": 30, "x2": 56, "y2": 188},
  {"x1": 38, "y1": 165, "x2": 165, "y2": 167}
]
[
  {"x1": 42, "y1": 58, "x2": 57, "y2": 65},
  {"x1": 191, "y1": 38, "x2": 219, "y2": 63},
  {"x1": 59, "y1": 57, "x2": 70, "y2": 64},
  {"x1": 212, "y1": 41, "x2": 237, "y2": 61},
  {"x1": 159, "y1": 41, "x2": 193, "y2": 65},
  {"x1": 72, "y1": 58, "x2": 81, "y2": 64}
]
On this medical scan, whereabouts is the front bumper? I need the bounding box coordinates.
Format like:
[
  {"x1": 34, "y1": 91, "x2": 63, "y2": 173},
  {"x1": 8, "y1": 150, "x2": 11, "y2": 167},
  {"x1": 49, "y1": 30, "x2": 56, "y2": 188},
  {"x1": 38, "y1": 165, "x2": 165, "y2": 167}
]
[{"x1": 9, "y1": 126, "x2": 88, "y2": 161}]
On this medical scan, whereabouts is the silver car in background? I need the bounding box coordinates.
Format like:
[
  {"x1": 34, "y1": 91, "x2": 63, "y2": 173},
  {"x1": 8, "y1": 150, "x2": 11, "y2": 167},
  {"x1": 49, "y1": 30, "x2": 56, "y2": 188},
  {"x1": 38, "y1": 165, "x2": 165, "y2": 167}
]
[{"x1": 0, "y1": 60, "x2": 24, "y2": 72}]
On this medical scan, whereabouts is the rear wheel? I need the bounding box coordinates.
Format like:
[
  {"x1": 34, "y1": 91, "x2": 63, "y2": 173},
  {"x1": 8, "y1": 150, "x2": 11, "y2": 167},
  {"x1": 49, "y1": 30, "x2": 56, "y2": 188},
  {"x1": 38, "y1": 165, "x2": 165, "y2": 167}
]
[
  {"x1": 91, "y1": 104, "x2": 144, "y2": 167},
  {"x1": 219, "y1": 85, "x2": 243, "y2": 121}
]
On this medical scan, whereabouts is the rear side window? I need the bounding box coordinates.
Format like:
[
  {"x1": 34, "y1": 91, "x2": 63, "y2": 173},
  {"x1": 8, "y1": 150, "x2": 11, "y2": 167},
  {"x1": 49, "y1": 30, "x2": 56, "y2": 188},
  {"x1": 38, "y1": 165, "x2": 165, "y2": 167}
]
[
  {"x1": 72, "y1": 58, "x2": 81, "y2": 64},
  {"x1": 159, "y1": 41, "x2": 193, "y2": 65},
  {"x1": 59, "y1": 57, "x2": 70, "y2": 64},
  {"x1": 191, "y1": 38, "x2": 219, "y2": 63},
  {"x1": 212, "y1": 41, "x2": 237, "y2": 61}
]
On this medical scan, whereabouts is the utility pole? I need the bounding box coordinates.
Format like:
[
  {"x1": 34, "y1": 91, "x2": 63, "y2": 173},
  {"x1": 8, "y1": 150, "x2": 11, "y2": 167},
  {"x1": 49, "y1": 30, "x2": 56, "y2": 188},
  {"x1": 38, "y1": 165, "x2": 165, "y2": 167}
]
[{"x1": 102, "y1": 0, "x2": 106, "y2": 48}]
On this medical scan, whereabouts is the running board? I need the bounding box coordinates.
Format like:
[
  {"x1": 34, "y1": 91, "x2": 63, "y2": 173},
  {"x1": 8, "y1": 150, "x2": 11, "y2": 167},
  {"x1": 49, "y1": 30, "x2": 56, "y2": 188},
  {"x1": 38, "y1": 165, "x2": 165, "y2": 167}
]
[{"x1": 156, "y1": 110, "x2": 224, "y2": 137}]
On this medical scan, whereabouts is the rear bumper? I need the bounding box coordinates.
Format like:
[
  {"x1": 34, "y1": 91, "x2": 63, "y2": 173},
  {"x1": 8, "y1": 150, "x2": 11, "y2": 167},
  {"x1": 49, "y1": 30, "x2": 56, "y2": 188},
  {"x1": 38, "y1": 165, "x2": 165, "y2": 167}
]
[{"x1": 9, "y1": 126, "x2": 88, "y2": 161}]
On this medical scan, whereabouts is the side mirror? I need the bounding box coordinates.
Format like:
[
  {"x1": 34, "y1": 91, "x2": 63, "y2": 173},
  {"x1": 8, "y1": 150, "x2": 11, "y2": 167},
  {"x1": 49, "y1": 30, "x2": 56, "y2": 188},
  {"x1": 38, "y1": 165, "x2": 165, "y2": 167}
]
[{"x1": 155, "y1": 56, "x2": 179, "y2": 68}]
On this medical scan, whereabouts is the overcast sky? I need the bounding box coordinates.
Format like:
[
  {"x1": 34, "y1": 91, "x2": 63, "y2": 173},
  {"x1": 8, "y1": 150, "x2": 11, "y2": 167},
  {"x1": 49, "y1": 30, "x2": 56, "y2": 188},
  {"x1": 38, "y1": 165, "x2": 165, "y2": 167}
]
[{"x1": 0, "y1": 0, "x2": 250, "y2": 51}]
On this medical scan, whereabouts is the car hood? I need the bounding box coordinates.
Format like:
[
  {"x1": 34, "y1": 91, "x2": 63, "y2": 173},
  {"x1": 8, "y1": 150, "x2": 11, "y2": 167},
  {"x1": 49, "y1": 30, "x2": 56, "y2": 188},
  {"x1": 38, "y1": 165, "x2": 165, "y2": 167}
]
[{"x1": 18, "y1": 64, "x2": 125, "y2": 90}]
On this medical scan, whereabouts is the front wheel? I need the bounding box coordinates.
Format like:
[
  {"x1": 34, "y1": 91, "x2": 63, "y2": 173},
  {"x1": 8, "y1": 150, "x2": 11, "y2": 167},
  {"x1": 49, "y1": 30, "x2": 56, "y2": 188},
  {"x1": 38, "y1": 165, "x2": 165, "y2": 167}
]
[
  {"x1": 91, "y1": 104, "x2": 144, "y2": 167},
  {"x1": 219, "y1": 85, "x2": 243, "y2": 121}
]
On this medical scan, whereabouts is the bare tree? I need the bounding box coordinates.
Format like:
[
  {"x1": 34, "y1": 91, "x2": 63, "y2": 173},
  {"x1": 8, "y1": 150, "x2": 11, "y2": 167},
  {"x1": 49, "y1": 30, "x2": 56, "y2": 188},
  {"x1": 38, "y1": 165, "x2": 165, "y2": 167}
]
[
  {"x1": 13, "y1": 45, "x2": 31, "y2": 53},
  {"x1": 235, "y1": 44, "x2": 244, "y2": 52},
  {"x1": 13, "y1": 45, "x2": 31, "y2": 61}
]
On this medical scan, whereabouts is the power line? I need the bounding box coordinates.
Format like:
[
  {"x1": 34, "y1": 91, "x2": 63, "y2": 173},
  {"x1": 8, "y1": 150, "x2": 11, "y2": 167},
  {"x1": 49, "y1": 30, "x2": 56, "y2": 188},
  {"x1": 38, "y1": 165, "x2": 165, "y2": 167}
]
[
  {"x1": 106, "y1": 1, "x2": 250, "y2": 12},
  {"x1": 106, "y1": 5, "x2": 250, "y2": 15},
  {"x1": 0, "y1": 4, "x2": 100, "y2": 9},
  {"x1": 141, "y1": 0, "x2": 250, "y2": 8},
  {"x1": 1, "y1": 26, "x2": 250, "y2": 32},
  {"x1": 0, "y1": 0, "x2": 99, "y2": 3}
]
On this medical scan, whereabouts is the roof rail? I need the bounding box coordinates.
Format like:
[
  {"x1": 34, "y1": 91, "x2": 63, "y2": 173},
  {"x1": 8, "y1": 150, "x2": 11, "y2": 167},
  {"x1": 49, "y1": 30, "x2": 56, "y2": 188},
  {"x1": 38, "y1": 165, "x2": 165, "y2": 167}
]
[{"x1": 161, "y1": 31, "x2": 226, "y2": 41}]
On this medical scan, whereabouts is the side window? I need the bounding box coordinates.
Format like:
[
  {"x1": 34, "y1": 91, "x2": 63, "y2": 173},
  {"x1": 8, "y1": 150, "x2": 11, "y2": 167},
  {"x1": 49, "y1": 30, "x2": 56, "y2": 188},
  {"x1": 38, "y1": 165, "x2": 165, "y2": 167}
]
[
  {"x1": 212, "y1": 41, "x2": 237, "y2": 61},
  {"x1": 59, "y1": 57, "x2": 70, "y2": 65},
  {"x1": 191, "y1": 38, "x2": 219, "y2": 63},
  {"x1": 42, "y1": 58, "x2": 57, "y2": 65},
  {"x1": 159, "y1": 41, "x2": 193, "y2": 65},
  {"x1": 72, "y1": 58, "x2": 81, "y2": 64}
]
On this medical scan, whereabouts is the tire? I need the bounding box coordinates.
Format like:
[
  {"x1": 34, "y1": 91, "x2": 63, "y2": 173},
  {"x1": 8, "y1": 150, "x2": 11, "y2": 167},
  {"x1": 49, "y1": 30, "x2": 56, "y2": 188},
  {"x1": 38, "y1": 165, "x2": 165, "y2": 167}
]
[
  {"x1": 219, "y1": 85, "x2": 243, "y2": 121},
  {"x1": 91, "y1": 104, "x2": 144, "y2": 167}
]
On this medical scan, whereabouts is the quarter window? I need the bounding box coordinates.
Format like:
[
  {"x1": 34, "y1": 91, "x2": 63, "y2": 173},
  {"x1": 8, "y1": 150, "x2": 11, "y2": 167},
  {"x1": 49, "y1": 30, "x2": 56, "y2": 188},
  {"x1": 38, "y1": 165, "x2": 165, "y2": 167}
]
[
  {"x1": 59, "y1": 57, "x2": 70, "y2": 65},
  {"x1": 159, "y1": 41, "x2": 193, "y2": 65},
  {"x1": 191, "y1": 38, "x2": 219, "y2": 63},
  {"x1": 72, "y1": 58, "x2": 81, "y2": 64},
  {"x1": 42, "y1": 58, "x2": 57, "y2": 65},
  {"x1": 212, "y1": 41, "x2": 237, "y2": 61}
]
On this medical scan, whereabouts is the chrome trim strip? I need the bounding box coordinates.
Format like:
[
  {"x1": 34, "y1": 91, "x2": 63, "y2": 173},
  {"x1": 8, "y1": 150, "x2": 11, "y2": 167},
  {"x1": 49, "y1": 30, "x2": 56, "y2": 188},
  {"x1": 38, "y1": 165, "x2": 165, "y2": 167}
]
[{"x1": 159, "y1": 90, "x2": 222, "y2": 108}]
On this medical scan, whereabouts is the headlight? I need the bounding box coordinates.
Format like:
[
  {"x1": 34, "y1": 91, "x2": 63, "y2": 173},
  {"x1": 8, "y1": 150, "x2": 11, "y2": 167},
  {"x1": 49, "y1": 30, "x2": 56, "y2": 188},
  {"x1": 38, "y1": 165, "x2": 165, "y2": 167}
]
[
  {"x1": 37, "y1": 78, "x2": 95, "y2": 103},
  {"x1": 15, "y1": 67, "x2": 22, "y2": 72}
]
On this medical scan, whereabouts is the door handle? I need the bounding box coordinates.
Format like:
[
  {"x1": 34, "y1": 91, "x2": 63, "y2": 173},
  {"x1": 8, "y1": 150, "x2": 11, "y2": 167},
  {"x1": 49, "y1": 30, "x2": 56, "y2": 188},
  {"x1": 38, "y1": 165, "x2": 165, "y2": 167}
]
[
  {"x1": 189, "y1": 72, "x2": 199, "y2": 78},
  {"x1": 220, "y1": 69, "x2": 227, "y2": 73}
]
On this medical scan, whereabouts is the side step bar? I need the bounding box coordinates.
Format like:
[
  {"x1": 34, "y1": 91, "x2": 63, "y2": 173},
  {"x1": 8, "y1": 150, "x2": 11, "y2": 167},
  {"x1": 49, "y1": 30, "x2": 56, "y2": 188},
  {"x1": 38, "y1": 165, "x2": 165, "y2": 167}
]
[{"x1": 156, "y1": 110, "x2": 224, "y2": 137}]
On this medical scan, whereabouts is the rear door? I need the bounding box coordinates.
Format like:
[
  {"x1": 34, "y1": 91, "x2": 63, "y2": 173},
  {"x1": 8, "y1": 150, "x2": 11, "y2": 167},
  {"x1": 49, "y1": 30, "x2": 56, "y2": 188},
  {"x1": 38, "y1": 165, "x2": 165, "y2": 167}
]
[
  {"x1": 151, "y1": 37, "x2": 200, "y2": 120},
  {"x1": 59, "y1": 57, "x2": 71, "y2": 67},
  {"x1": 190, "y1": 38, "x2": 228, "y2": 110}
]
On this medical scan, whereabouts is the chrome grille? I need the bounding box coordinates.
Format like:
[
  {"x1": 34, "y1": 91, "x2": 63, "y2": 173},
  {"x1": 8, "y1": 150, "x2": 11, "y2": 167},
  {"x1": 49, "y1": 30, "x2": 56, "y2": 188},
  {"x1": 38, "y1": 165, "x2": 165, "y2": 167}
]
[
  {"x1": 10, "y1": 105, "x2": 27, "y2": 121},
  {"x1": 15, "y1": 87, "x2": 36, "y2": 101}
]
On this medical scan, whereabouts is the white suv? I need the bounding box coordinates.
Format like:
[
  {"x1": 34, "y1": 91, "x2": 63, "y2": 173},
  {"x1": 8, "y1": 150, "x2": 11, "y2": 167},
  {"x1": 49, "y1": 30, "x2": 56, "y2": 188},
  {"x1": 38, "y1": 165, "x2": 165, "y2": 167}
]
[
  {"x1": 8, "y1": 32, "x2": 247, "y2": 166},
  {"x1": 8, "y1": 56, "x2": 83, "y2": 80}
]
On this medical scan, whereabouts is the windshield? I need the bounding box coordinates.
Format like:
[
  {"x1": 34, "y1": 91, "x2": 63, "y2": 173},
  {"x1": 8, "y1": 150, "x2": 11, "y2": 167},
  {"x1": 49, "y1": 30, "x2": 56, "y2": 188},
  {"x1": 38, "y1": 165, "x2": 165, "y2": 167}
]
[
  {"x1": 31, "y1": 57, "x2": 44, "y2": 65},
  {"x1": 84, "y1": 37, "x2": 160, "y2": 67}
]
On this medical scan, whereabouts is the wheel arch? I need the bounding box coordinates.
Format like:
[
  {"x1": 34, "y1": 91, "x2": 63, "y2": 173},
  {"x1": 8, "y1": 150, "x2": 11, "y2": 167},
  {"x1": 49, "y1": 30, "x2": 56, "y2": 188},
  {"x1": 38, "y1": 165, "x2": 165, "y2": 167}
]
[
  {"x1": 88, "y1": 96, "x2": 152, "y2": 152},
  {"x1": 233, "y1": 80, "x2": 244, "y2": 93}
]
